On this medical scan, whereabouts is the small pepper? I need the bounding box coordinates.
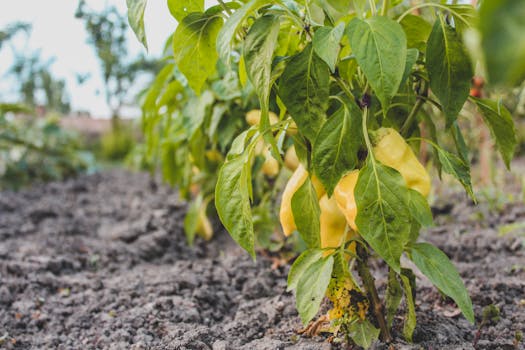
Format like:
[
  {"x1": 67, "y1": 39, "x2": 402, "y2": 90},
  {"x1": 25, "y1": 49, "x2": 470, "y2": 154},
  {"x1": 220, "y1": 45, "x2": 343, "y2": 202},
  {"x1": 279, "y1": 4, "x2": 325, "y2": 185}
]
[
  {"x1": 284, "y1": 145, "x2": 299, "y2": 171},
  {"x1": 372, "y1": 127, "x2": 431, "y2": 197}
]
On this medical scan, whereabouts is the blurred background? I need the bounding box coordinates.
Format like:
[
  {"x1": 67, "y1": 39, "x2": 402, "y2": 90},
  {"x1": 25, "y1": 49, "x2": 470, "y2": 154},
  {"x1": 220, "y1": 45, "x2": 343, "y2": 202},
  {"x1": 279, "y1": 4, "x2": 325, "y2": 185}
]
[{"x1": 0, "y1": 0, "x2": 524, "y2": 204}]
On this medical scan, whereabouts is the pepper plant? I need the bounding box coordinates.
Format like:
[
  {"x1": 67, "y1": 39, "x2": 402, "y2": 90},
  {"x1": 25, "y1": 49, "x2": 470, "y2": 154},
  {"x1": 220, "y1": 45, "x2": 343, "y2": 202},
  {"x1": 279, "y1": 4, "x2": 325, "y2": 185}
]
[{"x1": 127, "y1": 0, "x2": 521, "y2": 346}]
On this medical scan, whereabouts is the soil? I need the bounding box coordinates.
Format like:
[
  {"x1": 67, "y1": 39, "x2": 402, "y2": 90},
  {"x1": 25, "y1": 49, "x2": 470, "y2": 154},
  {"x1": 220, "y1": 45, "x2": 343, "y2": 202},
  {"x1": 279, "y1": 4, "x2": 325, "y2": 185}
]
[{"x1": 0, "y1": 170, "x2": 523, "y2": 350}]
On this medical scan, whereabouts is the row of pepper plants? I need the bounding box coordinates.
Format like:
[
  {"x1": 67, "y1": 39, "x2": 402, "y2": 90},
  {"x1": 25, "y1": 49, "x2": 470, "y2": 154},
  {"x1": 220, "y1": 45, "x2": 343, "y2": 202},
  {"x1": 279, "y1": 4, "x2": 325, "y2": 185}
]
[{"x1": 126, "y1": 0, "x2": 523, "y2": 347}]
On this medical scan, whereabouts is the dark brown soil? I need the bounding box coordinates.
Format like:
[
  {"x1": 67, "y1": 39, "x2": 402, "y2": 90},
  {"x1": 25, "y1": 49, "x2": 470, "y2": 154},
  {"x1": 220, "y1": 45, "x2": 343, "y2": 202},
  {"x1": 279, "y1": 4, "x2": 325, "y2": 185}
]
[{"x1": 0, "y1": 170, "x2": 523, "y2": 350}]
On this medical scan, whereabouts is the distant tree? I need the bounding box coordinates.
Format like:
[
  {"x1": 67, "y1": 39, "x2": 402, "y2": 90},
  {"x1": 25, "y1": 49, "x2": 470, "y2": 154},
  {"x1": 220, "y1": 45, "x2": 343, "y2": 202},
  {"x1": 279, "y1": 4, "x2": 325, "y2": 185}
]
[
  {"x1": 0, "y1": 22, "x2": 31, "y2": 51},
  {"x1": 75, "y1": 1, "x2": 161, "y2": 121},
  {"x1": 2, "y1": 22, "x2": 71, "y2": 114}
]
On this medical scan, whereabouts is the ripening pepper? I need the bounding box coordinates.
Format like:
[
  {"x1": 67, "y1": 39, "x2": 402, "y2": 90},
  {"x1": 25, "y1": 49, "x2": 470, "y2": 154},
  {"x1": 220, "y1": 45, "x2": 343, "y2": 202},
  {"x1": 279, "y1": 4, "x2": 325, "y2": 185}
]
[
  {"x1": 333, "y1": 170, "x2": 359, "y2": 232},
  {"x1": 284, "y1": 145, "x2": 299, "y2": 171},
  {"x1": 280, "y1": 165, "x2": 325, "y2": 236},
  {"x1": 261, "y1": 149, "x2": 280, "y2": 177},
  {"x1": 195, "y1": 205, "x2": 213, "y2": 240},
  {"x1": 319, "y1": 194, "x2": 350, "y2": 255},
  {"x1": 372, "y1": 127, "x2": 431, "y2": 197},
  {"x1": 245, "y1": 109, "x2": 279, "y2": 126}
]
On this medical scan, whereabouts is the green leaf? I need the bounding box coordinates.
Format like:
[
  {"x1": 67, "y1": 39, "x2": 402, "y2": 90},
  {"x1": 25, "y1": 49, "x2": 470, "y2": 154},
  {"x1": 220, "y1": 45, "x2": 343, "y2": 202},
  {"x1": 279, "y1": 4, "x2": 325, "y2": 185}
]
[
  {"x1": 182, "y1": 91, "x2": 214, "y2": 138},
  {"x1": 313, "y1": 102, "x2": 362, "y2": 196},
  {"x1": 480, "y1": 0, "x2": 525, "y2": 85},
  {"x1": 291, "y1": 178, "x2": 321, "y2": 249},
  {"x1": 316, "y1": 0, "x2": 351, "y2": 22},
  {"x1": 400, "y1": 268, "x2": 417, "y2": 342},
  {"x1": 215, "y1": 154, "x2": 255, "y2": 258},
  {"x1": 287, "y1": 249, "x2": 324, "y2": 292},
  {"x1": 312, "y1": 23, "x2": 345, "y2": 72},
  {"x1": 385, "y1": 269, "x2": 402, "y2": 329},
  {"x1": 217, "y1": 0, "x2": 268, "y2": 63},
  {"x1": 435, "y1": 146, "x2": 475, "y2": 200},
  {"x1": 243, "y1": 15, "x2": 281, "y2": 151},
  {"x1": 426, "y1": 16, "x2": 472, "y2": 127},
  {"x1": 278, "y1": 44, "x2": 330, "y2": 142},
  {"x1": 347, "y1": 17, "x2": 407, "y2": 114},
  {"x1": 167, "y1": 0, "x2": 204, "y2": 22},
  {"x1": 348, "y1": 319, "x2": 380, "y2": 349},
  {"x1": 296, "y1": 256, "x2": 334, "y2": 325},
  {"x1": 400, "y1": 14, "x2": 432, "y2": 51},
  {"x1": 126, "y1": 0, "x2": 148, "y2": 50},
  {"x1": 471, "y1": 97, "x2": 517, "y2": 169},
  {"x1": 173, "y1": 12, "x2": 223, "y2": 94},
  {"x1": 355, "y1": 159, "x2": 411, "y2": 272},
  {"x1": 411, "y1": 242, "x2": 474, "y2": 324},
  {"x1": 408, "y1": 189, "x2": 433, "y2": 227},
  {"x1": 184, "y1": 194, "x2": 203, "y2": 246}
]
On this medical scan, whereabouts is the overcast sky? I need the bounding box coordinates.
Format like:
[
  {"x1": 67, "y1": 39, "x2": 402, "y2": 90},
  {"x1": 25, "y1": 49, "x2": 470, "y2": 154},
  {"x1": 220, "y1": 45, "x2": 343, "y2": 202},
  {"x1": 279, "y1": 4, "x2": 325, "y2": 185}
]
[{"x1": 0, "y1": 0, "x2": 177, "y2": 117}]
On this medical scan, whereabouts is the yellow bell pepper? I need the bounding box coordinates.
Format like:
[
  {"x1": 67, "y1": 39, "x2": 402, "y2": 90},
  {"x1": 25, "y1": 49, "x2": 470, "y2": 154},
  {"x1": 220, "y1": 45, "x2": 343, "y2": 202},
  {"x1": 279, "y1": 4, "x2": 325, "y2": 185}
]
[
  {"x1": 333, "y1": 170, "x2": 359, "y2": 232},
  {"x1": 245, "y1": 109, "x2": 279, "y2": 126},
  {"x1": 284, "y1": 145, "x2": 299, "y2": 171},
  {"x1": 279, "y1": 165, "x2": 325, "y2": 236},
  {"x1": 319, "y1": 194, "x2": 351, "y2": 257},
  {"x1": 372, "y1": 128, "x2": 431, "y2": 197},
  {"x1": 261, "y1": 149, "x2": 280, "y2": 177}
]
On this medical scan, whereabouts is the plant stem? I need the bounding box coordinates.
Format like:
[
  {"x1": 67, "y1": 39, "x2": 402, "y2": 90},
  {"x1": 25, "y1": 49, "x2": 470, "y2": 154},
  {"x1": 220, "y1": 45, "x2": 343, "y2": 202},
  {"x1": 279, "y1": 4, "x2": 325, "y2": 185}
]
[
  {"x1": 400, "y1": 81, "x2": 428, "y2": 137},
  {"x1": 356, "y1": 244, "x2": 392, "y2": 342},
  {"x1": 381, "y1": 0, "x2": 389, "y2": 16},
  {"x1": 217, "y1": 0, "x2": 232, "y2": 16}
]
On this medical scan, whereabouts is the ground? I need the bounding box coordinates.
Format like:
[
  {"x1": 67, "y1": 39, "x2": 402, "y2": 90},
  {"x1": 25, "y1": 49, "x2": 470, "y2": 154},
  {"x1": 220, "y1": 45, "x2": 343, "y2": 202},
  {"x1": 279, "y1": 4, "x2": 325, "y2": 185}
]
[{"x1": 0, "y1": 170, "x2": 523, "y2": 350}]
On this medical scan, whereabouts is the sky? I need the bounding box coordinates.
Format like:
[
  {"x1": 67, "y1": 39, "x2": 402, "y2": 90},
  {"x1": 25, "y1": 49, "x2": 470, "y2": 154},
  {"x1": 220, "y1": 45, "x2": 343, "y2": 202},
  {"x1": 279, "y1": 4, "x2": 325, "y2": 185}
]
[{"x1": 0, "y1": 0, "x2": 177, "y2": 117}]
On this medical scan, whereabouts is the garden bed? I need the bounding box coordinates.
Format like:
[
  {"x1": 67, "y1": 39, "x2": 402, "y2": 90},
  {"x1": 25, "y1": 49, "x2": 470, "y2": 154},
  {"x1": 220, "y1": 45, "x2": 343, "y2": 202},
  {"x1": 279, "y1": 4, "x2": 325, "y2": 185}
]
[{"x1": 0, "y1": 170, "x2": 523, "y2": 349}]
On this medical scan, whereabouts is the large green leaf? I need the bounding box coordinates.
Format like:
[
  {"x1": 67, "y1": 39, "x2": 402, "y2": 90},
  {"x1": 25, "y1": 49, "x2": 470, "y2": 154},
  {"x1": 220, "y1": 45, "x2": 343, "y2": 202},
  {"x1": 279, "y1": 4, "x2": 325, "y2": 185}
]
[
  {"x1": 426, "y1": 16, "x2": 472, "y2": 127},
  {"x1": 215, "y1": 154, "x2": 255, "y2": 258},
  {"x1": 287, "y1": 249, "x2": 324, "y2": 291},
  {"x1": 244, "y1": 15, "x2": 281, "y2": 143},
  {"x1": 296, "y1": 256, "x2": 334, "y2": 325},
  {"x1": 173, "y1": 12, "x2": 223, "y2": 94},
  {"x1": 347, "y1": 17, "x2": 407, "y2": 114},
  {"x1": 472, "y1": 97, "x2": 517, "y2": 169},
  {"x1": 291, "y1": 178, "x2": 321, "y2": 249},
  {"x1": 167, "y1": 0, "x2": 204, "y2": 22},
  {"x1": 126, "y1": 0, "x2": 148, "y2": 50},
  {"x1": 216, "y1": 0, "x2": 269, "y2": 63},
  {"x1": 355, "y1": 159, "x2": 411, "y2": 272},
  {"x1": 480, "y1": 0, "x2": 525, "y2": 86},
  {"x1": 312, "y1": 23, "x2": 345, "y2": 72},
  {"x1": 278, "y1": 44, "x2": 330, "y2": 142},
  {"x1": 400, "y1": 14, "x2": 431, "y2": 51},
  {"x1": 313, "y1": 102, "x2": 362, "y2": 196},
  {"x1": 411, "y1": 242, "x2": 474, "y2": 324}
]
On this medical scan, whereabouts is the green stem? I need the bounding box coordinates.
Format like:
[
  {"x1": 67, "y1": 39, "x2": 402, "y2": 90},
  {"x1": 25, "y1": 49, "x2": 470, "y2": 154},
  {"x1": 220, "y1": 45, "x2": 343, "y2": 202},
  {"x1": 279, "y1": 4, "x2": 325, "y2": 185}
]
[
  {"x1": 334, "y1": 76, "x2": 355, "y2": 101},
  {"x1": 362, "y1": 107, "x2": 375, "y2": 162},
  {"x1": 217, "y1": 0, "x2": 232, "y2": 16},
  {"x1": 400, "y1": 97, "x2": 425, "y2": 136},
  {"x1": 369, "y1": 0, "x2": 377, "y2": 16},
  {"x1": 400, "y1": 80, "x2": 428, "y2": 136},
  {"x1": 397, "y1": 3, "x2": 471, "y2": 25},
  {"x1": 381, "y1": 0, "x2": 389, "y2": 16},
  {"x1": 356, "y1": 244, "x2": 392, "y2": 342}
]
